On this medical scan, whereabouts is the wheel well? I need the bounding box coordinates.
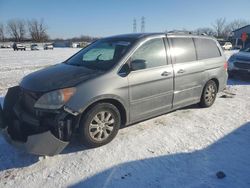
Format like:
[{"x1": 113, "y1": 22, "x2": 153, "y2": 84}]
[
  {"x1": 80, "y1": 99, "x2": 127, "y2": 127},
  {"x1": 210, "y1": 78, "x2": 219, "y2": 91}
]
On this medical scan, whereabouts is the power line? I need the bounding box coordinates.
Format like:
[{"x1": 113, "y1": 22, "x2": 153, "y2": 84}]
[
  {"x1": 133, "y1": 18, "x2": 137, "y2": 33},
  {"x1": 141, "y1": 16, "x2": 145, "y2": 33}
]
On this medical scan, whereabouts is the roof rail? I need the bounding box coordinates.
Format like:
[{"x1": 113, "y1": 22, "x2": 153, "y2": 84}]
[
  {"x1": 166, "y1": 30, "x2": 193, "y2": 35},
  {"x1": 200, "y1": 33, "x2": 207, "y2": 36}
]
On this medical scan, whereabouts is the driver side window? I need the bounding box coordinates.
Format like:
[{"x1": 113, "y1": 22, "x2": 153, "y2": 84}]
[{"x1": 130, "y1": 38, "x2": 167, "y2": 70}]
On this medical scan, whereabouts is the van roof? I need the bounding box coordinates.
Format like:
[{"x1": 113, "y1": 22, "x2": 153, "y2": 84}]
[{"x1": 106, "y1": 32, "x2": 215, "y2": 40}]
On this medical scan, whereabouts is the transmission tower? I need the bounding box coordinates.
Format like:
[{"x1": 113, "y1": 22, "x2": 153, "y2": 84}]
[
  {"x1": 133, "y1": 18, "x2": 137, "y2": 33},
  {"x1": 141, "y1": 16, "x2": 145, "y2": 33}
]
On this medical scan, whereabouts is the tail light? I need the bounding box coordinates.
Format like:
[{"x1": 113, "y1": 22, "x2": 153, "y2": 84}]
[{"x1": 224, "y1": 61, "x2": 228, "y2": 71}]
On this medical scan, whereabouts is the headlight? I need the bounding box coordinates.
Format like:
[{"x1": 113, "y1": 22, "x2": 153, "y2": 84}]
[
  {"x1": 34, "y1": 87, "x2": 76, "y2": 109},
  {"x1": 228, "y1": 55, "x2": 236, "y2": 70},
  {"x1": 228, "y1": 55, "x2": 235, "y2": 62}
]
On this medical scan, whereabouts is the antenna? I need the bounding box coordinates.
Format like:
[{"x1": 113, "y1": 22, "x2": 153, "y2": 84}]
[
  {"x1": 133, "y1": 18, "x2": 137, "y2": 33},
  {"x1": 141, "y1": 16, "x2": 145, "y2": 33}
]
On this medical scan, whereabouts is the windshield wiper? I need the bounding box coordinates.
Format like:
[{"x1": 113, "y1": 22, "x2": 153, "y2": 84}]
[{"x1": 96, "y1": 54, "x2": 103, "y2": 61}]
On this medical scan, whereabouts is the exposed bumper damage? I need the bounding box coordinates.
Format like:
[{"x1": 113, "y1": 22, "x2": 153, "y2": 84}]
[
  {"x1": 1, "y1": 128, "x2": 69, "y2": 156},
  {"x1": 0, "y1": 86, "x2": 77, "y2": 156}
]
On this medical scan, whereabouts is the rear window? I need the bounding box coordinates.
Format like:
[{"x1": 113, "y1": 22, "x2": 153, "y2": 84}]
[
  {"x1": 194, "y1": 38, "x2": 221, "y2": 60},
  {"x1": 170, "y1": 38, "x2": 196, "y2": 63}
]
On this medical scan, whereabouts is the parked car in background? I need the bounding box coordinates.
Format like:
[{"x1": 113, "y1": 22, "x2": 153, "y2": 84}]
[
  {"x1": 0, "y1": 33, "x2": 228, "y2": 156},
  {"x1": 44, "y1": 43, "x2": 54, "y2": 50},
  {"x1": 72, "y1": 42, "x2": 80, "y2": 48},
  {"x1": 31, "y1": 44, "x2": 39, "y2": 50},
  {"x1": 228, "y1": 46, "x2": 250, "y2": 77},
  {"x1": 219, "y1": 41, "x2": 232, "y2": 50},
  {"x1": 0, "y1": 44, "x2": 11, "y2": 48},
  {"x1": 13, "y1": 43, "x2": 26, "y2": 51}
]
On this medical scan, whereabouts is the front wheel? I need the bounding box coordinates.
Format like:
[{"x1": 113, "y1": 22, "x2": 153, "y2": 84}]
[
  {"x1": 199, "y1": 80, "x2": 217, "y2": 108},
  {"x1": 78, "y1": 103, "x2": 121, "y2": 148}
]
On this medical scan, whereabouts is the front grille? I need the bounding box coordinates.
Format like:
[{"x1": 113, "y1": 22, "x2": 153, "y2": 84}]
[{"x1": 234, "y1": 62, "x2": 250, "y2": 69}]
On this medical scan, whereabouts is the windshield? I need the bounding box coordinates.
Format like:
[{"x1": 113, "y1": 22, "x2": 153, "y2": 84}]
[
  {"x1": 66, "y1": 38, "x2": 133, "y2": 71},
  {"x1": 240, "y1": 47, "x2": 250, "y2": 52}
]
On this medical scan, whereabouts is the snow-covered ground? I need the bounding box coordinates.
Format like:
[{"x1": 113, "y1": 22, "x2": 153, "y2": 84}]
[
  {"x1": 0, "y1": 49, "x2": 250, "y2": 188},
  {"x1": 0, "y1": 48, "x2": 80, "y2": 96}
]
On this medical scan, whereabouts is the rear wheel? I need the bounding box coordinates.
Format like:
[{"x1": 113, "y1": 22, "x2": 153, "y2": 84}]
[
  {"x1": 199, "y1": 80, "x2": 217, "y2": 108},
  {"x1": 79, "y1": 103, "x2": 121, "y2": 148}
]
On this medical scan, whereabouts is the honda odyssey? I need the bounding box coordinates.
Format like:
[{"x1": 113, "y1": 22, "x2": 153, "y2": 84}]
[{"x1": 0, "y1": 33, "x2": 228, "y2": 156}]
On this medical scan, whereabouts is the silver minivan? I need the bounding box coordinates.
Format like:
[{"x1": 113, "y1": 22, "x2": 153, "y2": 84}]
[{"x1": 0, "y1": 33, "x2": 228, "y2": 156}]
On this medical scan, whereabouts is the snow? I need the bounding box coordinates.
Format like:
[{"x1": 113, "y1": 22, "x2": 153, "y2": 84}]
[
  {"x1": 0, "y1": 49, "x2": 250, "y2": 188},
  {"x1": 0, "y1": 48, "x2": 80, "y2": 96}
]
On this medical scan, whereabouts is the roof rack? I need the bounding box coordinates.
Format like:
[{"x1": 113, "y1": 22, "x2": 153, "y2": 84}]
[
  {"x1": 166, "y1": 30, "x2": 210, "y2": 37},
  {"x1": 166, "y1": 30, "x2": 193, "y2": 35},
  {"x1": 200, "y1": 33, "x2": 207, "y2": 36}
]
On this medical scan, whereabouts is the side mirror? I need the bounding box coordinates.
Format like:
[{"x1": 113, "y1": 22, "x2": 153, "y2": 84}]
[
  {"x1": 130, "y1": 59, "x2": 146, "y2": 71},
  {"x1": 118, "y1": 63, "x2": 130, "y2": 77}
]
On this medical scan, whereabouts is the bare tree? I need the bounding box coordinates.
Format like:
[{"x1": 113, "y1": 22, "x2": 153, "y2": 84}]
[
  {"x1": 195, "y1": 27, "x2": 215, "y2": 36},
  {"x1": 7, "y1": 19, "x2": 26, "y2": 42},
  {"x1": 28, "y1": 19, "x2": 49, "y2": 42},
  {"x1": 212, "y1": 18, "x2": 227, "y2": 38},
  {"x1": 224, "y1": 19, "x2": 249, "y2": 37},
  {"x1": 228, "y1": 19, "x2": 249, "y2": 31},
  {"x1": 0, "y1": 23, "x2": 5, "y2": 42}
]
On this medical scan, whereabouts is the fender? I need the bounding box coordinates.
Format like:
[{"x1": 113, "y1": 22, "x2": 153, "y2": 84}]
[{"x1": 65, "y1": 94, "x2": 130, "y2": 124}]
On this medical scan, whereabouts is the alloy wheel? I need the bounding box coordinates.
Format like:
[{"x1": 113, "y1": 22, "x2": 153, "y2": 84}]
[
  {"x1": 89, "y1": 111, "x2": 115, "y2": 141},
  {"x1": 205, "y1": 84, "x2": 216, "y2": 105}
]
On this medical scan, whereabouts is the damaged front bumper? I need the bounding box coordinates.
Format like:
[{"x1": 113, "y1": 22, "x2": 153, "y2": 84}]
[
  {"x1": 0, "y1": 127, "x2": 69, "y2": 156},
  {"x1": 0, "y1": 86, "x2": 77, "y2": 156}
]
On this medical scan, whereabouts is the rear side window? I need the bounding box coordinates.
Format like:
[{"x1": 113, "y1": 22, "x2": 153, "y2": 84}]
[
  {"x1": 170, "y1": 38, "x2": 196, "y2": 63},
  {"x1": 194, "y1": 38, "x2": 221, "y2": 60}
]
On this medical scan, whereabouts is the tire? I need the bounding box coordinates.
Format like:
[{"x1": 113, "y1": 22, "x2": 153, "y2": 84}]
[
  {"x1": 78, "y1": 103, "x2": 121, "y2": 148},
  {"x1": 199, "y1": 80, "x2": 218, "y2": 108}
]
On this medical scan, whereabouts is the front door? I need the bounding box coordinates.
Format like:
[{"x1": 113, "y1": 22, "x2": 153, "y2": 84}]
[{"x1": 128, "y1": 37, "x2": 174, "y2": 122}]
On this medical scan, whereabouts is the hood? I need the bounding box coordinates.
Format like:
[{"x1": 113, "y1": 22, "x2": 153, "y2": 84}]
[
  {"x1": 20, "y1": 63, "x2": 102, "y2": 92},
  {"x1": 234, "y1": 52, "x2": 250, "y2": 62}
]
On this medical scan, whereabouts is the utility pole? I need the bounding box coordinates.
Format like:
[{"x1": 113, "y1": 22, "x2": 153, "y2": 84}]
[
  {"x1": 133, "y1": 18, "x2": 137, "y2": 33},
  {"x1": 141, "y1": 16, "x2": 145, "y2": 33}
]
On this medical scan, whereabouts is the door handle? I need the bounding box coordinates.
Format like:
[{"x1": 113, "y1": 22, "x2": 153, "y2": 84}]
[
  {"x1": 177, "y1": 69, "x2": 185, "y2": 74},
  {"x1": 161, "y1": 71, "x2": 171, "y2": 76}
]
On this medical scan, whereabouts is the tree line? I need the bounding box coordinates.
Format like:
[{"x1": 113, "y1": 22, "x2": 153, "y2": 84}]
[
  {"x1": 1, "y1": 17, "x2": 249, "y2": 43},
  {"x1": 0, "y1": 18, "x2": 99, "y2": 43},
  {"x1": 188, "y1": 18, "x2": 249, "y2": 39},
  {"x1": 0, "y1": 19, "x2": 49, "y2": 42}
]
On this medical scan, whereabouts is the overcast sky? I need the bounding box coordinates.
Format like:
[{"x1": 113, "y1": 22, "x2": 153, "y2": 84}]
[{"x1": 0, "y1": 0, "x2": 249, "y2": 38}]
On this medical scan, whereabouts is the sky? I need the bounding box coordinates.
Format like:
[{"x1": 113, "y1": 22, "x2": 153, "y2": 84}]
[{"x1": 0, "y1": 0, "x2": 249, "y2": 39}]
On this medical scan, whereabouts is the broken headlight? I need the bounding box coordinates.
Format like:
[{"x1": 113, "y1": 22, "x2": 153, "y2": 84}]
[{"x1": 34, "y1": 87, "x2": 76, "y2": 110}]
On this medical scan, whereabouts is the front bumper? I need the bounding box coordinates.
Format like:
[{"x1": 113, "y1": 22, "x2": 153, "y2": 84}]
[
  {"x1": 0, "y1": 86, "x2": 74, "y2": 156},
  {"x1": 0, "y1": 127, "x2": 68, "y2": 156},
  {"x1": 228, "y1": 69, "x2": 250, "y2": 75},
  {"x1": 228, "y1": 61, "x2": 250, "y2": 76}
]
